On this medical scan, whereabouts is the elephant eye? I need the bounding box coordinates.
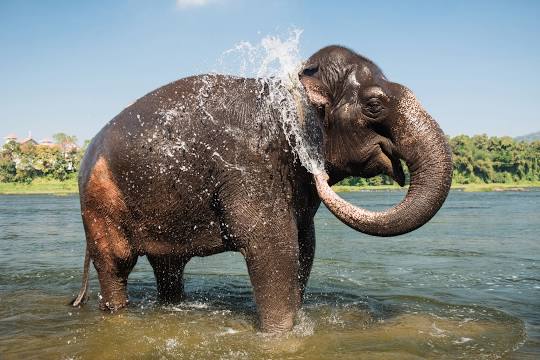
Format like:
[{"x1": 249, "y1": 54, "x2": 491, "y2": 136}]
[
  {"x1": 301, "y1": 63, "x2": 319, "y2": 77},
  {"x1": 365, "y1": 98, "x2": 383, "y2": 113}
]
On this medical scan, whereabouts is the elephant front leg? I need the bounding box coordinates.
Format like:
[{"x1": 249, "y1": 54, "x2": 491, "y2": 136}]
[
  {"x1": 298, "y1": 218, "x2": 316, "y2": 299},
  {"x1": 216, "y1": 186, "x2": 302, "y2": 332},
  {"x1": 243, "y1": 229, "x2": 302, "y2": 333}
]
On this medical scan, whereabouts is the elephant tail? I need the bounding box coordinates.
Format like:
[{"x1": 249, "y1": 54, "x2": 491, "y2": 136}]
[{"x1": 69, "y1": 247, "x2": 91, "y2": 307}]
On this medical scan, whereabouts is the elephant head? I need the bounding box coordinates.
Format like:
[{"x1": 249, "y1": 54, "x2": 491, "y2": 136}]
[{"x1": 299, "y1": 46, "x2": 452, "y2": 236}]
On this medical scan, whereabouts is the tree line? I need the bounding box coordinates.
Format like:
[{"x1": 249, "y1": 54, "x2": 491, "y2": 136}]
[
  {"x1": 337, "y1": 134, "x2": 540, "y2": 186},
  {"x1": 0, "y1": 133, "x2": 88, "y2": 183},
  {"x1": 1, "y1": 134, "x2": 539, "y2": 185}
]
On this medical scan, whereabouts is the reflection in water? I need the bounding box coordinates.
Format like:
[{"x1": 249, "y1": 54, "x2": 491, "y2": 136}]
[{"x1": 0, "y1": 191, "x2": 538, "y2": 358}]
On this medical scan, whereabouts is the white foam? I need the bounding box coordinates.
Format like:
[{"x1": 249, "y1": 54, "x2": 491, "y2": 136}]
[
  {"x1": 453, "y1": 337, "x2": 473, "y2": 344},
  {"x1": 217, "y1": 29, "x2": 325, "y2": 174}
]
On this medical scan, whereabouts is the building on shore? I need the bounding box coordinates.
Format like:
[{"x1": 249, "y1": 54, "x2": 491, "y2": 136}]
[
  {"x1": 19, "y1": 133, "x2": 38, "y2": 147},
  {"x1": 38, "y1": 138, "x2": 56, "y2": 147},
  {"x1": 3, "y1": 132, "x2": 79, "y2": 151},
  {"x1": 4, "y1": 133, "x2": 18, "y2": 144}
]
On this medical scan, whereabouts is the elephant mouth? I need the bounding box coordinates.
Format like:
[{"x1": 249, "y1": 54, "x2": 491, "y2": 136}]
[
  {"x1": 335, "y1": 138, "x2": 406, "y2": 188},
  {"x1": 365, "y1": 140, "x2": 406, "y2": 187}
]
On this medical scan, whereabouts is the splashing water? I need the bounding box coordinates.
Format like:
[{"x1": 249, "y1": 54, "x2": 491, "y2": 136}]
[
  {"x1": 217, "y1": 29, "x2": 325, "y2": 174},
  {"x1": 218, "y1": 28, "x2": 303, "y2": 80}
]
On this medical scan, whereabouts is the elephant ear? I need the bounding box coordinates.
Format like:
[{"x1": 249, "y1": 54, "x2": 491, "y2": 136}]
[{"x1": 298, "y1": 63, "x2": 331, "y2": 108}]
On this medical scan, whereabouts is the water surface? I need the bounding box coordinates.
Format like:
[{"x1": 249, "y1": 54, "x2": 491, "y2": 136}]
[{"x1": 0, "y1": 190, "x2": 538, "y2": 359}]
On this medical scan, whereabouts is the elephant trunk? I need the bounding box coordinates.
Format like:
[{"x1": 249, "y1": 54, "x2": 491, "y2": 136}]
[{"x1": 314, "y1": 88, "x2": 452, "y2": 236}]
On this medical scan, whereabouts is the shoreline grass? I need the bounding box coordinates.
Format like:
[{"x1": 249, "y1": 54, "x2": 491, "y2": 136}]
[
  {"x1": 333, "y1": 181, "x2": 540, "y2": 193},
  {"x1": 1, "y1": 178, "x2": 539, "y2": 195},
  {"x1": 0, "y1": 177, "x2": 78, "y2": 195}
]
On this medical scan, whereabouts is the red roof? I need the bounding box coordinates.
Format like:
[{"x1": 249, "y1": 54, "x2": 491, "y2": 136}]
[
  {"x1": 4, "y1": 133, "x2": 17, "y2": 139},
  {"x1": 39, "y1": 139, "x2": 57, "y2": 147},
  {"x1": 19, "y1": 137, "x2": 37, "y2": 144}
]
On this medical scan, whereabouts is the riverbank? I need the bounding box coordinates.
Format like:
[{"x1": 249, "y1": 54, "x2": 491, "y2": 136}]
[
  {"x1": 0, "y1": 178, "x2": 78, "y2": 195},
  {"x1": 332, "y1": 181, "x2": 540, "y2": 193},
  {"x1": 1, "y1": 178, "x2": 540, "y2": 195}
]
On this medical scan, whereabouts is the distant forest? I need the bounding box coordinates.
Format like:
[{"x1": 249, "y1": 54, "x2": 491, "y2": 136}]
[
  {"x1": 336, "y1": 134, "x2": 540, "y2": 186},
  {"x1": 1, "y1": 134, "x2": 539, "y2": 185},
  {"x1": 515, "y1": 131, "x2": 540, "y2": 143}
]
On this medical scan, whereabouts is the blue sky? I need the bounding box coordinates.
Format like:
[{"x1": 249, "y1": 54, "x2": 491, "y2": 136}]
[{"x1": 1, "y1": 0, "x2": 539, "y2": 143}]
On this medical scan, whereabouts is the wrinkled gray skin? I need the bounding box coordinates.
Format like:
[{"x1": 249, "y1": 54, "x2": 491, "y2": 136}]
[{"x1": 72, "y1": 46, "x2": 452, "y2": 333}]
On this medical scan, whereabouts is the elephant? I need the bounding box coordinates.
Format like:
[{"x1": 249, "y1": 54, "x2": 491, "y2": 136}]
[{"x1": 70, "y1": 45, "x2": 452, "y2": 333}]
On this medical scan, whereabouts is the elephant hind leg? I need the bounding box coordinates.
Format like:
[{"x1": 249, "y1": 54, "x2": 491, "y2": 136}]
[
  {"x1": 82, "y1": 209, "x2": 138, "y2": 311},
  {"x1": 81, "y1": 155, "x2": 137, "y2": 311},
  {"x1": 148, "y1": 255, "x2": 188, "y2": 303}
]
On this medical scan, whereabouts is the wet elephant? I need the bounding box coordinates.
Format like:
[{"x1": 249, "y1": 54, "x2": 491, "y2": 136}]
[{"x1": 71, "y1": 46, "x2": 452, "y2": 332}]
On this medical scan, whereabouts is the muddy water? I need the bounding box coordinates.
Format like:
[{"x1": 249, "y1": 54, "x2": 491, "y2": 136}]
[{"x1": 0, "y1": 190, "x2": 538, "y2": 359}]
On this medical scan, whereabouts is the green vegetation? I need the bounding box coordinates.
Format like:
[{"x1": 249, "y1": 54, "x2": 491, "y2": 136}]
[
  {"x1": 449, "y1": 134, "x2": 540, "y2": 184},
  {"x1": 0, "y1": 176, "x2": 78, "y2": 195},
  {"x1": 0, "y1": 133, "x2": 538, "y2": 194},
  {"x1": 333, "y1": 181, "x2": 540, "y2": 193},
  {"x1": 0, "y1": 133, "x2": 85, "y2": 194},
  {"x1": 339, "y1": 134, "x2": 540, "y2": 189},
  {"x1": 0, "y1": 133, "x2": 86, "y2": 184},
  {"x1": 451, "y1": 181, "x2": 540, "y2": 192}
]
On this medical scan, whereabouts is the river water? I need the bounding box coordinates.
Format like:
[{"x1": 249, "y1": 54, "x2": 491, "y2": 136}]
[{"x1": 0, "y1": 190, "x2": 538, "y2": 359}]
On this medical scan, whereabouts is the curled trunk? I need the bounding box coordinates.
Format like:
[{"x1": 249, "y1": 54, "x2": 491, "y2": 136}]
[{"x1": 315, "y1": 90, "x2": 452, "y2": 236}]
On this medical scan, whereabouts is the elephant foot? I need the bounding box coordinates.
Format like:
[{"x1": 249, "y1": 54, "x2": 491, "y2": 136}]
[
  {"x1": 94, "y1": 264, "x2": 134, "y2": 313},
  {"x1": 98, "y1": 295, "x2": 129, "y2": 313},
  {"x1": 156, "y1": 290, "x2": 186, "y2": 304},
  {"x1": 259, "y1": 314, "x2": 295, "y2": 334}
]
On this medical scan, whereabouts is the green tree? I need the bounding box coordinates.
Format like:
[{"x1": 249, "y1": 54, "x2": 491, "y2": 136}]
[
  {"x1": 1, "y1": 133, "x2": 539, "y2": 186},
  {"x1": 53, "y1": 133, "x2": 78, "y2": 155},
  {"x1": 0, "y1": 142, "x2": 19, "y2": 182}
]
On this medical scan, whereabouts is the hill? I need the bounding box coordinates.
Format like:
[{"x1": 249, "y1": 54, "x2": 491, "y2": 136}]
[{"x1": 515, "y1": 131, "x2": 540, "y2": 142}]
